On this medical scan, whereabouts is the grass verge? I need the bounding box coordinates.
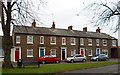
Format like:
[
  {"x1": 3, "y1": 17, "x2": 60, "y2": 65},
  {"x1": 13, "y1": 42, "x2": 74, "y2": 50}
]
[{"x1": 2, "y1": 62, "x2": 119, "y2": 75}]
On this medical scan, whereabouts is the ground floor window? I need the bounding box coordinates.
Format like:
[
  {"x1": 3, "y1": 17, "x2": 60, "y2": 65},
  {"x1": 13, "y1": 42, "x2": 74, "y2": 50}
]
[
  {"x1": 102, "y1": 49, "x2": 108, "y2": 55},
  {"x1": 88, "y1": 50, "x2": 92, "y2": 56},
  {"x1": 27, "y1": 49, "x2": 33, "y2": 57},
  {"x1": 71, "y1": 49, "x2": 76, "y2": 56},
  {"x1": 50, "y1": 49, "x2": 56, "y2": 57}
]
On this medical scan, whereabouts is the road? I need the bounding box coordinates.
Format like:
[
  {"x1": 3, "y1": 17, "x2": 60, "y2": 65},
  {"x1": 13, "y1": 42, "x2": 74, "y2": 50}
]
[{"x1": 64, "y1": 64, "x2": 119, "y2": 73}]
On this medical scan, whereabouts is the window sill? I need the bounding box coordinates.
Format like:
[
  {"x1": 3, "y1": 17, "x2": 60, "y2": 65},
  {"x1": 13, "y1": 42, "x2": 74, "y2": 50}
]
[
  {"x1": 88, "y1": 44, "x2": 92, "y2": 46},
  {"x1": 71, "y1": 44, "x2": 76, "y2": 45},
  {"x1": 50, "y1": 43, "x2": 56, "y2": 45},
  {"x1": 40, "y1": 43, "x2": 44, "y2": 44},
  {"x1": 27, "y1": 56, "x2": 33, "y2": 58},
  {"x1": 16, "y1": 42, "x2": 20, "y2": 44},
  {"x1": 88, "y1": 55, "x2": 92, "y2": 56}
]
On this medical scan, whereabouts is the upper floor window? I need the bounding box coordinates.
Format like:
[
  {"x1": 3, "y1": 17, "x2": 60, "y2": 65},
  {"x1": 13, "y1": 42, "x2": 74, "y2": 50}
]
[
  {"x1": 16, "y1": 36, "x2": 20, "y2": 44},
  {"x1": 62, "y1": 37, "x2": 66, "y2": 45},
  {"x1": 50, "y1": 49, "x2": 56, "y2": 57},
  {"x1": 88, "y1": 39, "x2": 92, "y2": 46},
  {"x1": 40, "y1": 36, "x2": 44, "y2": 44},
  {"x1": 80, "y1": 38, "x2": 84, "y2": 45},
  {"x1": 27, "y1": 49, "x2": 33, "y2": 57},
  {"x1": 50, "y1": 36, "x2": 56, "y2": 44},
  {"x1": 112, "y1": 40, "x2": 117, "y2": 46},
  {"x1": 71, "y1": 37, "x2": 76, "y2": 45},
  {"x1": 103, "y1": 39, "x2": 107, "y2": 46},
  {"x1": 27, "y1": 36, "x2": 33, "y2": 44},
  {"x1": 96, "y1": 39, "x2": 99, "y2": 46}
]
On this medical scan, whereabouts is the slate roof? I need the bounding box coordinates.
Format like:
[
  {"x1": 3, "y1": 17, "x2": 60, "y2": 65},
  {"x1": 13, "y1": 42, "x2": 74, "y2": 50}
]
[{"x1": 13, "y1": 25, "x2": 116, "y2": 39}]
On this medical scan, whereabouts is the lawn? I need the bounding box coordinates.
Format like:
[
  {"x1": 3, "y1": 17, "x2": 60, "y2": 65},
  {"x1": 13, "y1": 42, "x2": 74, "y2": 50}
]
[{"x1": 2, "y1": 62, "x2": 119, "y2": 75}]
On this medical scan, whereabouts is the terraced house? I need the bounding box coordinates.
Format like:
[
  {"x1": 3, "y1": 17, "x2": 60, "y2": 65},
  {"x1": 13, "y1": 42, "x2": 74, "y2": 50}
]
[{"x1": 11, "y1": 20, "x2": 118, "y2": 62}]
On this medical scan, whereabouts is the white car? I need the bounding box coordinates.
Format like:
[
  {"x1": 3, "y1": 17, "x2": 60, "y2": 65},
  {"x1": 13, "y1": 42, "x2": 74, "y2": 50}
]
[{"x1": 65, "y1": 54, "x2": 87, "y2": 63}]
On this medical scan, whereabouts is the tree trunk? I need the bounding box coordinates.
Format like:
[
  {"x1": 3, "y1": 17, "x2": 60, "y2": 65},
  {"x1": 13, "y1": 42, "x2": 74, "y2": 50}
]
[{"x1": 2, "y1": 36, "x2": 13, "y2": 68}]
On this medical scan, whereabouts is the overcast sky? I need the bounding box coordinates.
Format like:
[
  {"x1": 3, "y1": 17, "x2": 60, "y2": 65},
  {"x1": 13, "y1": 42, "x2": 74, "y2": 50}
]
[{"x1": 0, "y1": 0, "x2": 119, "y2": 38}]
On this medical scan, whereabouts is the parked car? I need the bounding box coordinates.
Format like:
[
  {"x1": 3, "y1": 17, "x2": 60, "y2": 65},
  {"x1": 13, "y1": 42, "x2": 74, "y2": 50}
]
[
  {"x1": 90, "y1": 54, "x2": 109, "y2": 61},
  {"x1": 65, "y1": 54, "x2": 87, "y2": 63},
  {"x1": 37, "y1": 55, "x2": 61, "y2": 64}
]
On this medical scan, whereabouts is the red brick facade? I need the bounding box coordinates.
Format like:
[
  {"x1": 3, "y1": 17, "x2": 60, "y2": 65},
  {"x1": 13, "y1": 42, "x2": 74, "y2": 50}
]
[{"x1": 11, "y1": 22, "x2": 118, "y2": 62}]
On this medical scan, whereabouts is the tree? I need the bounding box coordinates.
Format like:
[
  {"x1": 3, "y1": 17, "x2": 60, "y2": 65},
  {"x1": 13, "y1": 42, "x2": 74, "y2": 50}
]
[
  {"x1": 0, "y1": 0, "x2": 45, "y2": 68},
  {"x1": 79, "y1": 0, "x2": 120, "y2": 32}
]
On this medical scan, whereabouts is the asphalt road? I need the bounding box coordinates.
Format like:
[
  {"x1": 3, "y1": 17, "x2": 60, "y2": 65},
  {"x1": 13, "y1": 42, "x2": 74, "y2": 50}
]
[{"x1": 64, "y1": 64, "x2": 119, "y2": 73}]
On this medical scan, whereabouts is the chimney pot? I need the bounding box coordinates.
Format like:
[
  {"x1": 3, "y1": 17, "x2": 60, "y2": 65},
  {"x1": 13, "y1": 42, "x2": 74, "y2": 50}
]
[
  {"x1": 68, "y1": 26, "x2": 73, "y2": 30},
  {"x1": 32, "y1": 19, "x2": 36, "y2": 27},
  {"x1": 51, "y1": 21, "x2": 55, "y2": 29},
  {"x1": 96, "y1": 27, "x2": 101, "y2": 33},
  {"x1": 83, "y1": 27, "x2": 87, "y2": 32}
]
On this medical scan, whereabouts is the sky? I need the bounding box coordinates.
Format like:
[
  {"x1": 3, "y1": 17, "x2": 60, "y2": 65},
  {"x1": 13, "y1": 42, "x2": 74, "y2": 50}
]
[
  {"x1": 0, "y1": 0, "x2": 119, "y2": 38},
  {"x1": 38, "y1": 0, "x2": 118, "y2": 38}
]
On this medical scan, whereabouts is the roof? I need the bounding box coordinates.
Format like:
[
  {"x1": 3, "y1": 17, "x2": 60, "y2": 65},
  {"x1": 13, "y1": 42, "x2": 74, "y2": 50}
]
[{"x1": 13, "y1": 25, "x2": 116, "y2": 39}]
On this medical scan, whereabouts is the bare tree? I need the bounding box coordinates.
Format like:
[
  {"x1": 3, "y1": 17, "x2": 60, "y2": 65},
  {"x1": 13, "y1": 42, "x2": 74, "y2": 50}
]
[
  {"x1": 79, "y1": 0, "x2": 120, "y2": 32},
  {"x1": 0, "y1": 0, "x2": 46, "y2": 68}
]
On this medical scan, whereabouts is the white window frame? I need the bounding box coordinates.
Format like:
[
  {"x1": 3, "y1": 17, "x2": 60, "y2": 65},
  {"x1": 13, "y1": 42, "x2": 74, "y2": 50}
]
[
  {"x1": 50, "y1": 49, "x2": 56, "y2": 57},
  {"x1": 50, "y1": 36, "x2": 56, "y2": 44},
  {"x1": 112, "y1": 40, "x2": 116, "y2": 46},
  {"x1": 88, "y1": 39, "x2": 92, "y2": 46},
  {"x1": 88, "y1": 50, "x2": 92, "y2": 56},
  {"x1": 27, "y1": 36, "x2": 33, "y2": 44},
  {"x1": 103, "y1": 39, "x2": 107, "y2": 46},
  {"x1": 80, "y1": 38, "x2": 84, "y2": 45},
  {"x1": 71, "y1": 49, "x2": 76, "y2": 56},
  {"x1": 62, "y1": 37, "x2": 66, "y2": 45},
  {"x1": 71, "y1": 37, "x2": 76, "y2": 45},
  {"x1": 40, "y1": 36, "x2": 44, "y2": 44},
  {"x1": 27, "y1": 49, "x2": 33, "y2": 57},
  {"x1": 102, "y1": 49, "x2": 108, "y2": 55},
  {"x1": 16, "y1": 36, "x2": 20, "y2": 44},
  {"x1": 96, "y1": 39, "x2": 99, "y2": 46}
]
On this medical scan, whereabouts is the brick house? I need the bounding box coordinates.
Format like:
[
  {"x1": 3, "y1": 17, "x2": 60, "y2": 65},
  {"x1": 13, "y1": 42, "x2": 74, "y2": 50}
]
[{"x1": 11, "y1": 21, "x2": 118, "y2": 62}]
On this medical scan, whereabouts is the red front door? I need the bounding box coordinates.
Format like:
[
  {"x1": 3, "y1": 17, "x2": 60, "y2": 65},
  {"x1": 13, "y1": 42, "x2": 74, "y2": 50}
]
[
  {"x1": 80, "y1": 48, "x2": 85, "y2": 56},
  {"x1": 81, "y1": 49, "x2": 84, "y2": 56},
  {"x1": 15, "y1": 48, "x2": 19, "y2": 61}
]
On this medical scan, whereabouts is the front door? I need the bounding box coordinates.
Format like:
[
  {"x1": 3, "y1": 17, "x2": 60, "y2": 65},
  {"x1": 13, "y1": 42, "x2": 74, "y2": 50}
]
[
  {"x1": 96, "y1": 48, "x2": 100, "y2": 55},
  {"x1": 80, "y1": 48, "x2": 85, "y2": 56},
  {"x1": 15, "y1": 47, "x2": 21, "y2": 61},
  {"x1": 61, "y1": 47, "x2": 67, "y2": 60},
  {"x1": 39, "y1": 47, "x2": 45, "y2": 57}
]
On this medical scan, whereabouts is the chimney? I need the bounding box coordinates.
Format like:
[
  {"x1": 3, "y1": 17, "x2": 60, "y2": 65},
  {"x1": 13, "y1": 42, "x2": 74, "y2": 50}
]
[
  {"x1": 96, "y1": 27, "x2": 101, "y2": 33},
  {"x1": 68, "y1": 26, "x2": 73, "y2": 30},
  {"x1": 32, "y1": 19, "x2": 36, "y2": 27},
  {"x1": 51, "y1": 21, "x2": 55, "y2": 29},
  {"x1": 83, "y1": 27, "x2": 87, "y2": 32}
]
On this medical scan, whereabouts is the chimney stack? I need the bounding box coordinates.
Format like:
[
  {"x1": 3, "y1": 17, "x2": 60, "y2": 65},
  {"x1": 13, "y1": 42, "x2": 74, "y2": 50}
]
[
  {"x1": 51, "y1": 21, "x2": 55, "y2": 29},
  {"x1": 83, "y1": 27, "x2": 87, "y2": 32},
  {"x1": 96, "y1": 27, "x2": 101, "y2": 33},
  {"x1": 32, "y1": 19, "x2": 36, "y2": 27},
  {"x1": 68, "y1": 26, "x2": 73, "y2": 30}
]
